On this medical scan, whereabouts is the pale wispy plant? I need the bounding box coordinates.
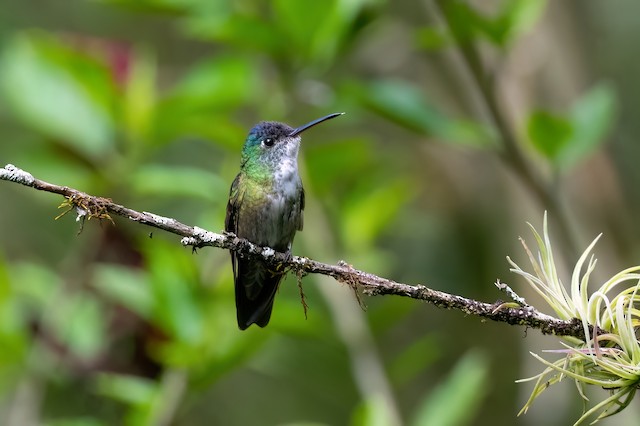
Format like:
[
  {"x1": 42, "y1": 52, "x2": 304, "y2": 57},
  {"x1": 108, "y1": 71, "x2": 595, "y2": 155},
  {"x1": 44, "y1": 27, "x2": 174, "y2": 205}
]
[{"x1": 508, "y1": 213, "x2": 640, "y2": 425}]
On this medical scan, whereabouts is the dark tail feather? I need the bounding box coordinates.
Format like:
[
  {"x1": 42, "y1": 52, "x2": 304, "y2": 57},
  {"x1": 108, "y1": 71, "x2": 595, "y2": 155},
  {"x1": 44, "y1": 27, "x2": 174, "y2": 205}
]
[{"x1": 235, "y1": 258, "x2": 284, "y2": 330}]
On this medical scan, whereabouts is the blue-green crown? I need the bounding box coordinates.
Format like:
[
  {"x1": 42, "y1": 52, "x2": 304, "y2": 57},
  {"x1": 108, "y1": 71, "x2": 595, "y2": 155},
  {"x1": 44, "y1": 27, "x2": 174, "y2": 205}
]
[{"x1": 243, "y1": 121, "x2": 294, "y2": 150}]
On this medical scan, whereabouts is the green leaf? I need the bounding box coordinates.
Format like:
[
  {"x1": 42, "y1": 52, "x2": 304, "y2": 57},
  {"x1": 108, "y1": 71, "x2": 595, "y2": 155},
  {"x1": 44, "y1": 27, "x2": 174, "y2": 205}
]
[
  {"x1": 92, "y1": 265, "x2": 153, "y2": 318},
  {"x1": 101, "y1": 0, "x2": 197, "y2": 13},
  {"x1": 153, "y1": 55, "x2": 256, "y2": 144},
  {"x1": 94, "y1": 373, "x2": 157, "y2": 406},
  {"x1": 45, "y1": 418, "x2": 106, "y2": 426},
  {"x1": 354, "y1": 80, "x2": 492, "y2": 147},
  {"x1": 410, "y1": 350, "x2": 490, "y2": 426},
  {"x1": 415, "y1": 27, "x2": 451, "y2": 51},
  {"x1": 527, "y1": 110, "x2": 573, "y2": 160},
  {"x1": 389, "y1": 334, "x2": 441, "y2": 385},
  {"x1": 10, "y1": 262, "x2": 62, "y2": 311},
  {"x1": 498, "y1": 0, "x2": 548, "y2": 45},
  {"x1": 0, "y1": 32, "x2": 115, "y2": 159},
  {"x1": 123, "y1": 47, "x2": 157, "y2": 143},
  {"x1": 0, "y1": 258, "x2": 28, "y2": 381},
  {"x1": 342, "y1": 178, "x2": 413, "y2": 250},
  {"x1": 476, "y1": 0, "x2": 547, "y2": 47},
  {"x1": 12, "y1": 265, "x2": 106, "y2": 361},
  {"x1": 440, "y1": 0, "x2": 547, "y2": 47},
  {"x1": 274, "y1": 0, "x2": 336, "y2": 63},
  {"x1": 145, "y1": 242, "x2": 202, "y2": 344},
  {"x1": 169, "y1": 55, "x2": 257, "y2": 110},
  {"x1": 48, "y1": 295, "x2": 107, "y2": 360},
  {"x1": 183, "y1": 5, "x2": 280, "y2": 54},
  {"x1": 305, "y1": 137, "x2": 374, "y2": 197},
  {"x1": 527, "y1": 84, "x2": 616, "y2": 169},
  {"x1": 438, "y1": 1, "x2": 476, "y2": 44},
  {"x1": 131, "y1": 164, "x2": 227, "y2": 201},
  {"x1": 274, "y1": 0, "x2": 370, "y2": 66},
  {"x1": 350, "y1": 394, "x2": 395, "y2": 426},
  {"x1": 356, "y1": 80, "x2": 444, "y2": 134},
  {"x1": 560, "y1": 84, "x2": 616, "y2": 169}
]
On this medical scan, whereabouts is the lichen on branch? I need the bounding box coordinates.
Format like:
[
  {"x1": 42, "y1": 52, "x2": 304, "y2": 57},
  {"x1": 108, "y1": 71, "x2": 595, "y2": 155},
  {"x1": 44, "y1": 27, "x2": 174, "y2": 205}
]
[{"x1": 0, "y1": 163, "x2": 594, "y2": 340}]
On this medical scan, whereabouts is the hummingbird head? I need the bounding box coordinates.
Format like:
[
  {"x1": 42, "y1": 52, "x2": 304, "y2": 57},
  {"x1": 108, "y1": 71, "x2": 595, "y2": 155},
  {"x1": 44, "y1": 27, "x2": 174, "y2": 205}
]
[
  {"x1": 241, "y1": 121, "x2": 297, "y2": 171},
  {"x1": 240, "y1": 113, "x2": 344, "y2": 175}
]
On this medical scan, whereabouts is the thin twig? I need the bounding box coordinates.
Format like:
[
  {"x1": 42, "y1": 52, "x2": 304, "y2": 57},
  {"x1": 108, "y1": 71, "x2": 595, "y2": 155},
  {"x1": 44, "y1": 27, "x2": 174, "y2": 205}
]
[
  {"x1": 495, "y1": 279, "x2": 529, "y2": 307},
  {"x1": 1, "y1": 163, "x2": 592, "y2": 339}
]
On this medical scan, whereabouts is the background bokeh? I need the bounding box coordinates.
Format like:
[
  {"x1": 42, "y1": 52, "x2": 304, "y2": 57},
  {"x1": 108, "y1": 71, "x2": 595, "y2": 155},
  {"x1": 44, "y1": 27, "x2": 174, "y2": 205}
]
[{"x1": 1, "y1": 0, "x2": 639, "y2": 425}]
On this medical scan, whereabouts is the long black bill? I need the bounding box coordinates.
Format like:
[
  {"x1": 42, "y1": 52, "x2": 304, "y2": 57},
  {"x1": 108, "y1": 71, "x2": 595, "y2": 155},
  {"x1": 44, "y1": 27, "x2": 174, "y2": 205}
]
[{"x1": 288, "y1": 112, "x2": 344, "y2": 137}]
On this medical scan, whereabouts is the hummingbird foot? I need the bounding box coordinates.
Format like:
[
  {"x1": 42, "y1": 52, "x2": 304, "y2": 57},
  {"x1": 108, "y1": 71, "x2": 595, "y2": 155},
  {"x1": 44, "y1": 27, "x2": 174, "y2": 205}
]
[{"x1": 268, "y1": 250, "x2": 293, "y2": 275}]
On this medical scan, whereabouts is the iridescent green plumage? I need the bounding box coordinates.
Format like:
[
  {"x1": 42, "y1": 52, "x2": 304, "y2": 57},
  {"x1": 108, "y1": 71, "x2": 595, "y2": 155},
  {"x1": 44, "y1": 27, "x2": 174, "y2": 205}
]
[{"x1": 226, "y1": 113, "x2": 343, "y2": 329}]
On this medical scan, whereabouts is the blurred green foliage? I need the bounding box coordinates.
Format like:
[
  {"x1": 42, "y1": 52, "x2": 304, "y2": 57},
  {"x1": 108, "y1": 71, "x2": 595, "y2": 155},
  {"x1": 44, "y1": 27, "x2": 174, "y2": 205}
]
[
  {"x1": 0, "y1": 0, "x2": 635, "y2": 425},
  {"x1": 527, "y1": 84, "x2": 616, "y2": 169}
]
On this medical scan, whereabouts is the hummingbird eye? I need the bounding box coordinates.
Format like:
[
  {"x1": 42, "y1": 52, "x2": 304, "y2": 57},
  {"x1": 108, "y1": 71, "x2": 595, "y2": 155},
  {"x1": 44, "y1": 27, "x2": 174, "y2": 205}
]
[{"x1": 262, "y1": 138, "x2": 275, "y2": 147}]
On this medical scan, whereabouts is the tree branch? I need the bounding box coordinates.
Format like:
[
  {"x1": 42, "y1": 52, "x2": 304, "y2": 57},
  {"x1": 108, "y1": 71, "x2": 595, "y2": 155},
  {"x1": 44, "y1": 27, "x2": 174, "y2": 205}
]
[
  {"x1": 432, "y1": 0, "x2": 581, "y2": 258},
  {"x1": 1, "y1": 163, "x2": 590, "y2": 339}
]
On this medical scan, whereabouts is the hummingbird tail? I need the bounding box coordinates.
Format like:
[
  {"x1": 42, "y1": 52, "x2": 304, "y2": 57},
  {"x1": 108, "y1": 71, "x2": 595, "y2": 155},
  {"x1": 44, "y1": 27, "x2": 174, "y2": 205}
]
[{"x1": 234, "y1": 258, "x2": 284, "y2": 330}]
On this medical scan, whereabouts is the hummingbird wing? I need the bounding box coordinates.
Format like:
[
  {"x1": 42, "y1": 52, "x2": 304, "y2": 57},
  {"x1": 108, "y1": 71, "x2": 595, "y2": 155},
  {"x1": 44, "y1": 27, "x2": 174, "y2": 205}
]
[
  {"x1": 225, "y1": 173, "x2": 244, "y2": 302},
  {"x1": 225, "y1": 173, "x2": 287, "y2": 330},
  {"x1": 298, "y1": 187, "x2": 305, "y2": 231},
  {"x1": 225, "y1": 173, "x2": 241, "y2": 239}
]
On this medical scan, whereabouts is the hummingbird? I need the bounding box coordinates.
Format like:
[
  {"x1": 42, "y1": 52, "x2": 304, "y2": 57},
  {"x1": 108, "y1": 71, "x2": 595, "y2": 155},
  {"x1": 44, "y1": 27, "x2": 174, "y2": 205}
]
[{"x1": 225, "y1": 112, "x2": 344, "y2": 330}]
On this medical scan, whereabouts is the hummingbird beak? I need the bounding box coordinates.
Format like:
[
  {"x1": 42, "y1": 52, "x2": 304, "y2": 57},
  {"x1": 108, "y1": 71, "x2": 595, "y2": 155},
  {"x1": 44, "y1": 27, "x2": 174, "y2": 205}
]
[{"x1": 288, "y1": 112, "x2": 344, "y2": 137}]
